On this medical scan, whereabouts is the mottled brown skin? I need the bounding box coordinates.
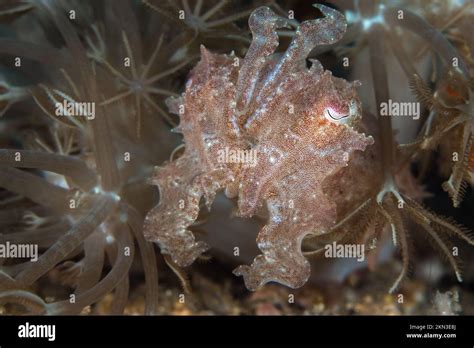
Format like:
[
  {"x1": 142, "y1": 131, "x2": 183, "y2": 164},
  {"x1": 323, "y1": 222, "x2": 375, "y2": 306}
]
[
  {"x1": 144, "y1": 5, "x2": 374, "y2": 290},
  {"x1": 143, "y1": 49, "x2": 241, "y2": 267}
]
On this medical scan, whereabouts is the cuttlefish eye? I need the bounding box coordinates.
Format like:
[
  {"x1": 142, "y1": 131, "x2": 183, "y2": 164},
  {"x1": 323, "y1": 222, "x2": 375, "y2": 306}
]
[
  {"x1": 324, "y1": 107, "x2": 350, "y2": 122},
  {"x1": 323, "y1": 100, "x2": 357, "y2": 124}
]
